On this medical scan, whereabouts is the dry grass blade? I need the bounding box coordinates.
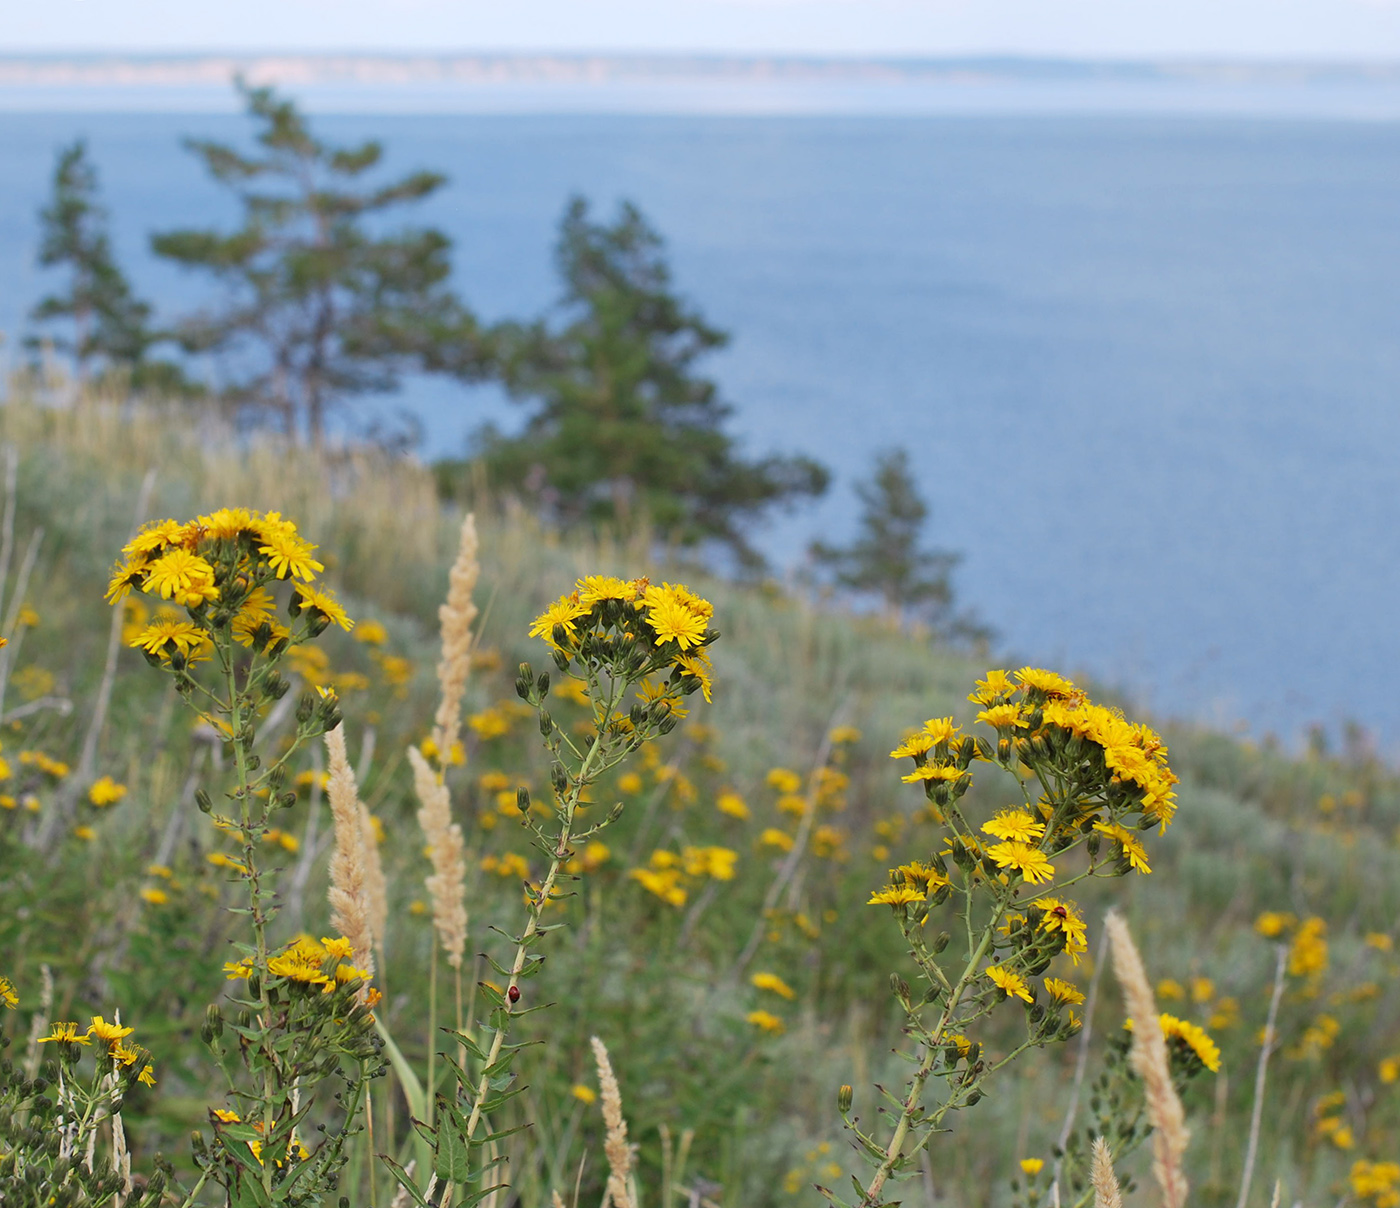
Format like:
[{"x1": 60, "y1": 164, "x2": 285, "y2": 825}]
[
  {"x1": 591, "y1": 1036, "x2": 635, "y2": 1208},
  {"x1": 408, "y1": 744, "x2": 468, "y2": 968},
  {"x1": 1105, "y1": 910, "x2": 1189, "y2": 1208},
  {"x1": 1091, "y1": 1137, "x2": 1124, "y2": 1208},
  {"x1": 431, "y1": 511, "x2": 480, "y2": 762},
  {"x1": 325, "y1": 723, "x2": 375, "y2": 982}
]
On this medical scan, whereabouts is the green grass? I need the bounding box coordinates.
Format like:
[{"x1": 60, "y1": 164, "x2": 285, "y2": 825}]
[{"x1": 1, "y1": 381, "x2": 1398, "y2": 1208}]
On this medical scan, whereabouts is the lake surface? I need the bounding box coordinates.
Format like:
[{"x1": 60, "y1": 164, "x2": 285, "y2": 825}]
[{"x1": 2, "y1": 110, "x2": 1399, "y2": 748}]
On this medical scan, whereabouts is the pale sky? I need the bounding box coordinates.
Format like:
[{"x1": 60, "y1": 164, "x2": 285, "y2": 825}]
[{"x1": 5, "y1": 0, "x2": 1400, "y2": 60}]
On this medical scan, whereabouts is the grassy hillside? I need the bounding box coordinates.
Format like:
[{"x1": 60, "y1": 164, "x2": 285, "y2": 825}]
[{"x1": 1, "y1": 380, "x2": 1398, "y2": 1208}]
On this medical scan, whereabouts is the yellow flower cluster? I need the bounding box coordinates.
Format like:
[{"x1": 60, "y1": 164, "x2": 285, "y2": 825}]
[
  {"x1": 107, "y1": 508, "x2": 352, "y2": 662},
  {"x1": 0, "y1": 974, "x2": 17, "y2": 1009},
  {"x1": 629, "y1": 845, "x2": 738, "y2": 907},
  {"x1": 529, "y1": 575, "x2": 716, "y2": 703},
  {"x1": 224, "y1": 936, "x2": 377, "y2": 1004},
  {"x1": 37, "y1": 1014, "x2": 157, "y2": 1085},
  {"x1": 1353, "y1": 1161, "x2": 1400, "y2": 1208}
]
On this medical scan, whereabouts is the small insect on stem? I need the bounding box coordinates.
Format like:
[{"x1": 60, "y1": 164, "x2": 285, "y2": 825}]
[{"x1": 508, "y1": 985, "x2": 521, "y2": 1004}]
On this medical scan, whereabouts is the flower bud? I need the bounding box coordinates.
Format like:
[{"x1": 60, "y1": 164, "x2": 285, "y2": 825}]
[
  {"x1": 837, "y1": 1084, "x2": 853, "y2": 1113},
  {"x1": 517, "y1": 787, "x2": 531, "y2": 814},
  {"x1": 536, "y1": 671, "x2": 551, "y2": 697},
  {"x1": 196, "y1": 789, "x2": 213, "y2": 814},
  {"x1": 931, "y1": 930, "x2": 951, "y2": 954}
]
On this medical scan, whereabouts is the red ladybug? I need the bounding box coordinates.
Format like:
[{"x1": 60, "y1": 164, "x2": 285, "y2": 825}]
[{"x1": 508, "y1": 985, "x2": 521, "y2": 1004}]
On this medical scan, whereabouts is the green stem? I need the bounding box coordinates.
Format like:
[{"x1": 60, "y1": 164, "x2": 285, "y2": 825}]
[
  {"x1": 860, "y1": 891, "x2": 1012, "y2": 1207},
  {"x1": 459, "y1": 697, "x2": 613, "y2": 1152},
  {"x1": 225, "y1": 638, "x2": 276, "y2": 1199}
]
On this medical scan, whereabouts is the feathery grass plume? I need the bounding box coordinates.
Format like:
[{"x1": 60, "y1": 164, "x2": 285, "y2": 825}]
[
  {"x1": 359, "y1": 800, "x2": 389, "y2": 953},
  {"x1": 408, "y1": 744, "x2": 468, "y2": 968},
  {"x1": 431, "y1": 511, "x2": 479, "y2": 762},
  {"x1": 591, "y1": 1036, "x2": 635, "y2": 1208},
  {"x1": 1091, "y1": 1137, "x2": 1124, "y2": 1208},
  {"x1": 325, "y1": 723, "x2": 375, "y2": 981},
  {"x1": 1105, "y1": 911, "x2": 1189, "y2": 1208},
  {"x1": 552, "y1": 1192, "x2": 567, "y2": 1208}
]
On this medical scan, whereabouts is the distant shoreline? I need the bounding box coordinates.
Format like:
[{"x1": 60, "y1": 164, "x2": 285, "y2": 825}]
[{"x1": 4, "y1": 53, "x2": 1400, "y2": 117}]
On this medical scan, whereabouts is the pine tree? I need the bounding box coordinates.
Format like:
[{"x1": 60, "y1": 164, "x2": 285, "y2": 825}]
[
  {"x1": 27, "y1": 139, "x2": 178, "y2": 388},
  {"x1": 810, "y1": 448, "x2": 990, "y2": 642},
  {"x1": 151, "y1": 81, "x2": 487, "y2": 443},
  {"x1": 478, "y1": 197, "x2": 828, "y2": 566}
]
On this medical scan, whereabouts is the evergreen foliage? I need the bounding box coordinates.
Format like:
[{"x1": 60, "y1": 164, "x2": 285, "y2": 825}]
[
  {"x1": 476, "y1": 197, "x2": 828, "y2": 567},
  {"x1": 27, "y1": 139, "x2": 188, "y2": 392},
  {"x1": 151, "y1": 81, "x2": 488, "y2": 443},
  {"x1": 811, "y1": 447, "x2": 989, "y2": 642}
]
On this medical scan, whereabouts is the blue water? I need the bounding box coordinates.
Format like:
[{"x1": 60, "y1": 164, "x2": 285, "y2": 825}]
[{"x1": 3, "y1": 110, "x2": 1400, "y2": 748}]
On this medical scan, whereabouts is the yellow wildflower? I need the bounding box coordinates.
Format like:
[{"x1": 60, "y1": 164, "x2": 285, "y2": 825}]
[
  {"x1": 986, "y1": 965, "x2": 1033, "y2": 1003},
  {"x1": 976, "y1": 703, "x2": 1027, "y2": 731},
  {"x1": 294, "y1": 583, "x2": 354, "y2": 631},
  {"x1": 529, "y1": 592, "x2": 589, "y2": 648},
  {"x1": 969, "y1": 670, "x2": 1015, "y2": 704},
  {"x1": 88, "y1": 1015, "x2": 135, "y2": 1045},
  {"x1": 746, "y1": 1009, "x2": 785, "y2": 1035},
  {"x1": 88, "y1": 775, "x2": 127, "y2": 807},
  {"x1": 752, "y1": 971, "x2": 797, "y2": 1000},
  {"x1": 868, "y1": 884, "x2": 924, "y2": 906},
  {"x1": 986, "y1": 841, "x2": 1055, "y2": 884},
  {"x1": 1020, "y1": 1158, "x2": 1045, "y2": 1176},
  {"x1": 0, "y1": 976, "x2": 17, "y2": 1009},
  {"x1": 38, "y1": 1022, "x2": 92, "y2": 1045},
  {"x1": 142, "y1": 548, "x2": 219, "y2": 607},
  {"x1": 571, "y1": 1083, "x2": 598, "y2": 1104},
  {"x1": 717, "y1": 790, "x2": 750, "y2": 819},
  {"x1": 1044, "y1": 977, "x2": 1085, "y2": 1005},
  {"x1": 760, "y1": 828, "x2": 795, "y2": 853},
  {"x1": 256, "y1": 514, "x2": 323, "y2": 581},
  {"x1": 981, "y1": 808, "x2": 1045, "y2": 843}
]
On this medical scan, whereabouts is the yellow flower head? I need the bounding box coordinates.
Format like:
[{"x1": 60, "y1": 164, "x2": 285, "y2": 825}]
[
  {"x1": 986, "y1": 965, "x2": 1033, "y2": 1003},
  {"x1": 576, "y1": 574, "x2": 642, "y2": 605},
  {"x1": 1020, "y1": 1158, "x2": 1045, "y2": 1176},
  {"x1": 88, "y1": 1015, "x2": 135, "y2": 1045},
  {"x1": 529, "y1": 592, "x2": 589, "y2": 648},
  {"x1": 1159, "y1": 1013, "x2": 1222, "y2": 1072},
  {"x1": 981, "y1": 809, "x2": 1045, "y2": 843},
  {"x1": 130, "y1": 616, "x2": 208, "y2": 659},
  {"x1": 256, "y1": 513, "x2": 323, "y2": 581},
  {"x1": 642, "y1": 583, "x2": 711, "y2": 650},
  {"x1": 746, "y1": 1009, "x2": 785, "y2": 1034},
  {"x1": 868, "y1": 884, "x2": 925, "y2": 907},
  {"x1": 1014, "y1": 668, "x2": 1078, "y2": 699},
  {"x1": 976, "y1": 703, "x2": 1028, "y2": 731},
  {"x1": 0, "y1": 975, "x2": 17, "y2": 1009},
  {"x1": 197, "y1": 507, "x2": 260, "y2": 541},
  {"x1": 889, "y1": 731, "x2": 936, "y2": 759},
  {"x1": 752, "y1": 971, "x2": 797, "y2": 1000},
  {"x1": 571, "y1": 1083, "x2": 598, "y2": 1104},
  {"x1": 969, "y1": 670, "x2": 1015, "y2": 705},
  {"x1": 123, "y1": 519, "x2": 190, "y2": 561},
  {"x1": 1092, "y1": 822, "x2": 1152, "y2": 874},
  {"x1": 1044, "y1": 977, "x2": 1085, "y2": 1005},
  {"x1": 986, "y1": 841, "x2": 1055, "y2": 885},
  {"x1": 900, "y1": 764, "x2": 961, "y2": 785},
  {"x1": 89, "y1": 775, "x2": 127, "y2": 807},
  {"x1": 38, "y1": 1021, "x2": 92, "y2": 1045},
  {"x1": 294, "y1": 583, "x2": 354, "y2": 631},
  {"x1": 143, "y1": 548, "x2": 219, "y2": 607}
]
